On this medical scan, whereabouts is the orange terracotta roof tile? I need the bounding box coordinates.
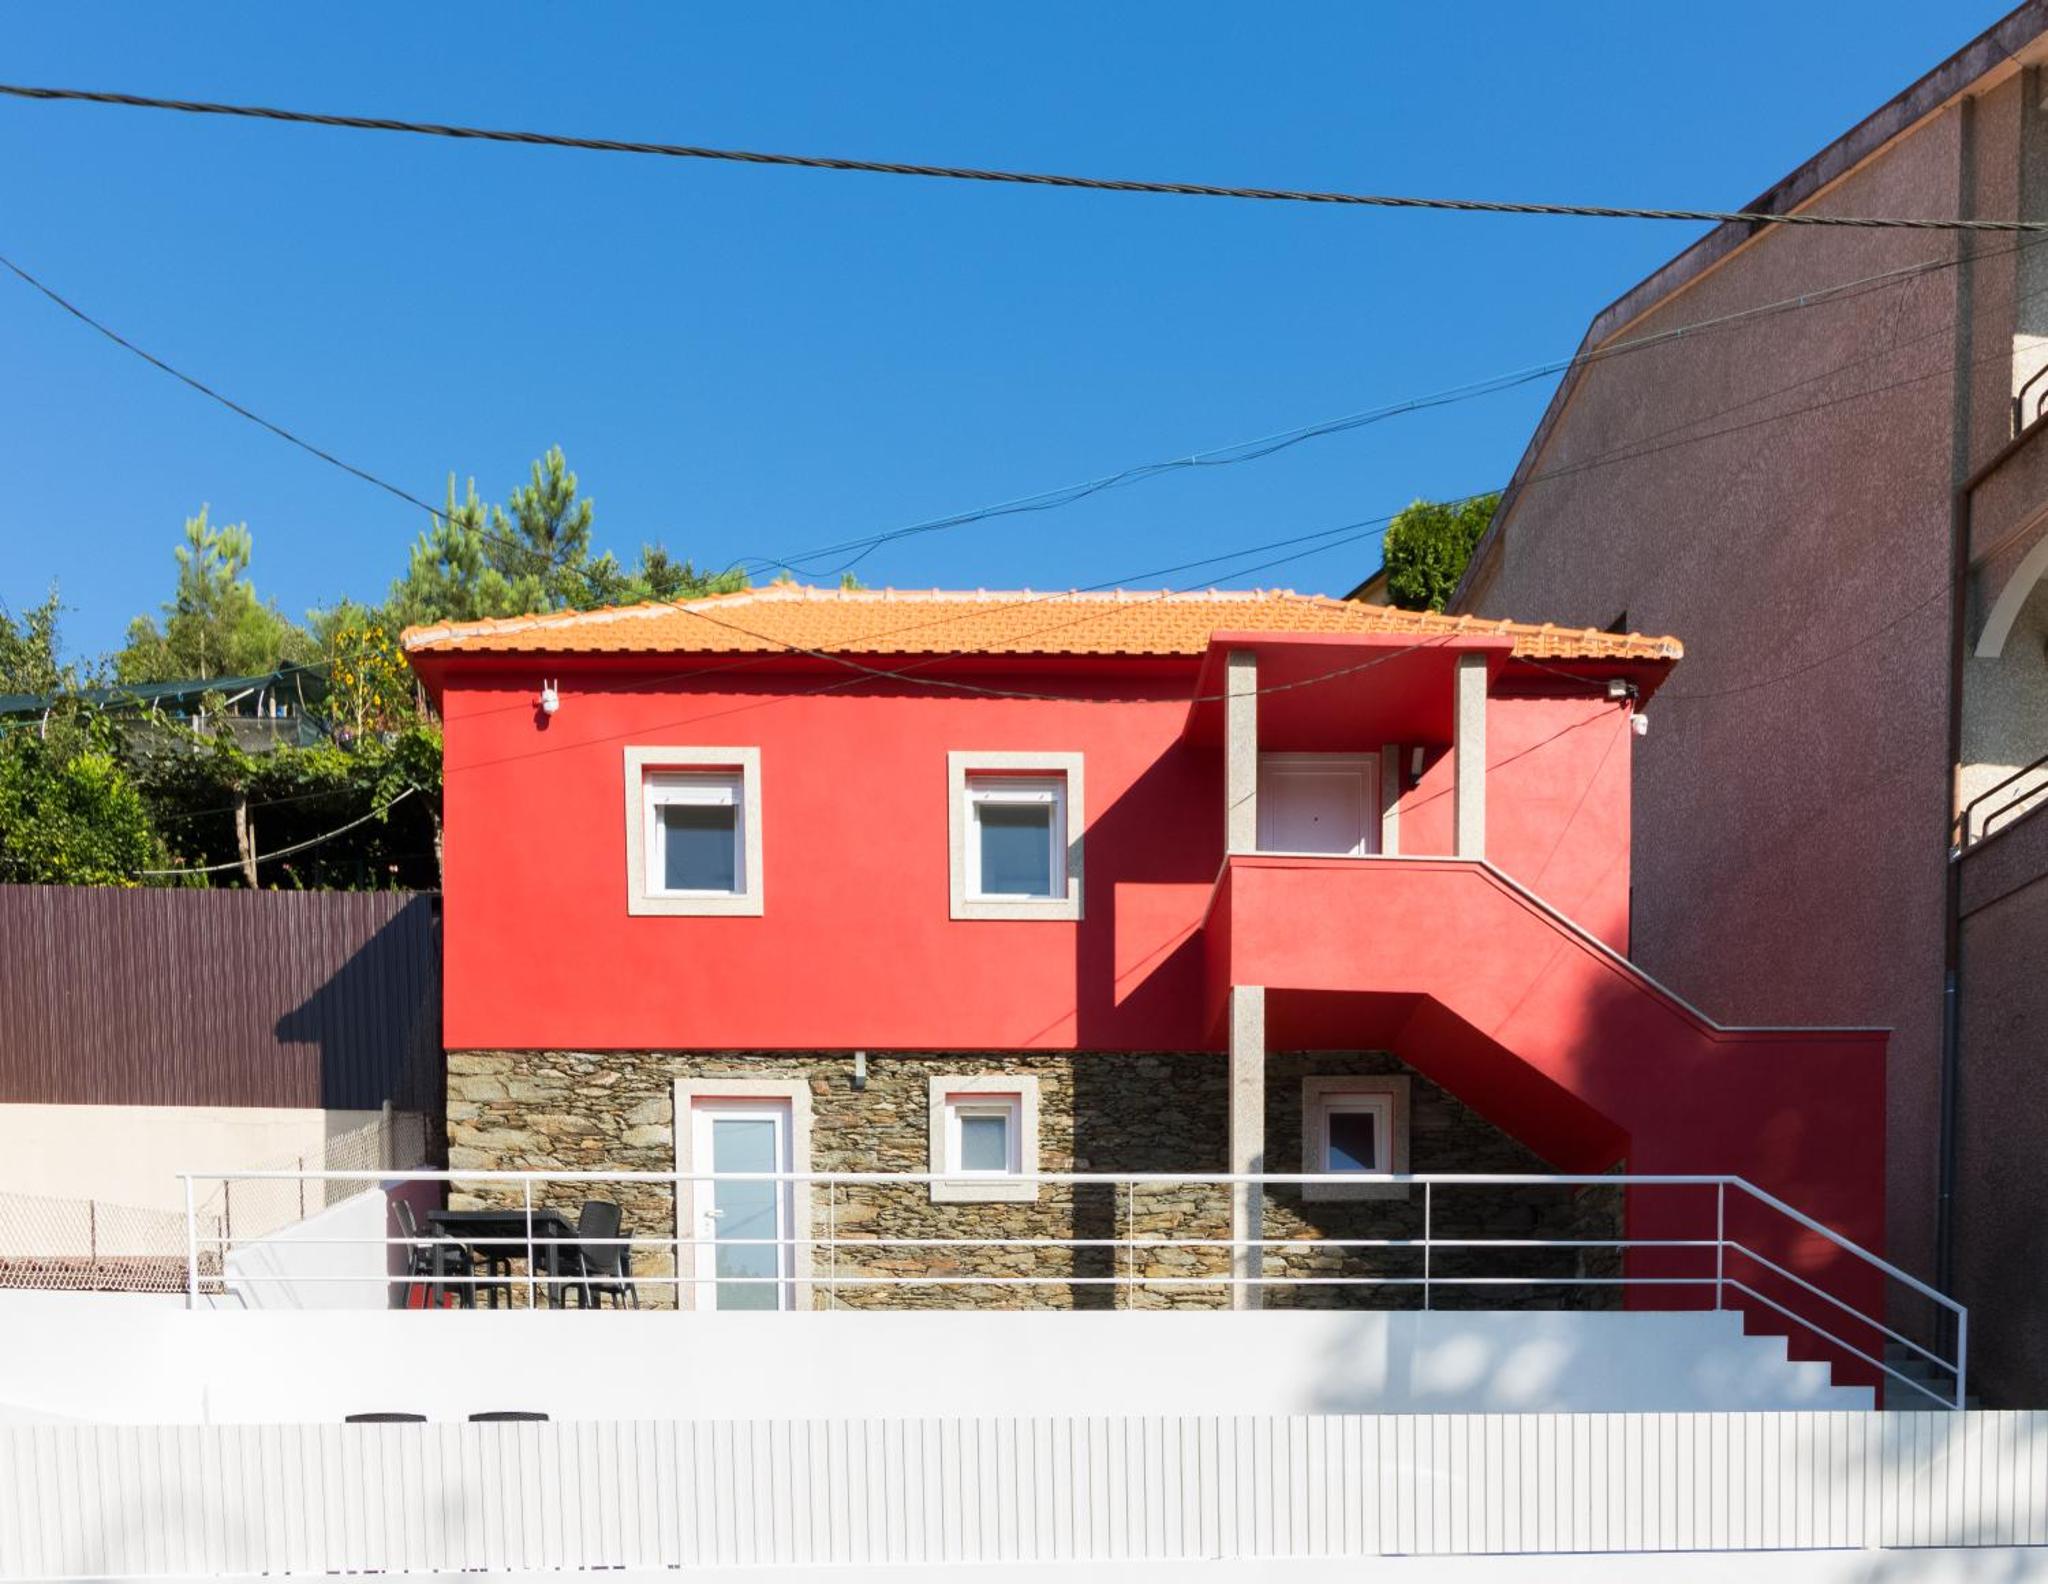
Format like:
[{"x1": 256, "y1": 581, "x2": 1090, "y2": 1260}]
[{"x1": 401, "y1": 586, "x2": 1683, "y2": 663}]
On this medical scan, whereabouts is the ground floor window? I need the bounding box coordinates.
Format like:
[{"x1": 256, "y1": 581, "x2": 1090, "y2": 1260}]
[
  {"x1": 928, "y1": 1073, "x2": 1041, "y2": 1202},
  {"x1": 1301, "y1": 1074, "x2": 1410, "y2": 1201}
]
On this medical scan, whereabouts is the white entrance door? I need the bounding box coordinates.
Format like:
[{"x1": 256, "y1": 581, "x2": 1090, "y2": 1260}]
[
  {"x1": 690, "y1": 1098, "x2": 793, "y2": 1310},
  {"x1": 1256, "y1": 754, "x2": 1378, "y2": 856}
]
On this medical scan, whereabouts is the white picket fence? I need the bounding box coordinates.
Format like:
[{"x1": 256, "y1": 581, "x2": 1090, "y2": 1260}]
[{"x1": 3, "y1": 1411, "x2": 2043, "y2": 1576}]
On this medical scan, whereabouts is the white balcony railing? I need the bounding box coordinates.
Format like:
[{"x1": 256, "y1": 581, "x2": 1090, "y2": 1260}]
[{"x1": 176, "y1": 1169, "x2": 1968, "y2": 1409}]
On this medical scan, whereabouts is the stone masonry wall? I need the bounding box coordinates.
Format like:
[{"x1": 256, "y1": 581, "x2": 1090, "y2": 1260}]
[{"x1": 446, "y1": 1049, "x2": 1618, "y2": 1310}]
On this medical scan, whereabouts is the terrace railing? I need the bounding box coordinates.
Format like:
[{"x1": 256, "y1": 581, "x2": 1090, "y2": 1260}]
[{"x1": 177, "y1": 1168, "x2": 1968, "y2": 1410}]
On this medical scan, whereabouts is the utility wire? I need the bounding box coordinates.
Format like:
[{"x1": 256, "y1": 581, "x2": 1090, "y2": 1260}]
[
  {"x1": 749, "y1": 234, "x2": 2046, "y2": 579},
  {"x1": 0, "y1": 251, "x2": 574, "y2": 577},
  {"x1": 1, "y1": 82, "x2": 2042, "y2": 233},
  {"x1": 137, "y1": 785, "x2": 415, "y2": 876},
  {"x1": 9, "y1": 221, "x2": 2035, "y2": 604},
  {"x1": 0, "y1": 251, "x2": 446, "y2": 524}
]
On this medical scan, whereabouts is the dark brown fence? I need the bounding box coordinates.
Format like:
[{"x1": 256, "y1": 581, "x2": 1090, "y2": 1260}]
[{"x1": 0, "y1": 885, "x2": 440, "y2": 1113}]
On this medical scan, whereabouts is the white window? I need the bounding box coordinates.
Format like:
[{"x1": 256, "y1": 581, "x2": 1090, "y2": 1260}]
[
  {"x1": 947, "y1": 1094, "x2": 1022, "y2": 1174},
  {"x1": 947, "y1": 752, "x2": 1084, "y2": 921},
  {"x1": 1318, "y1": 1094, "x2": 1390, "y2": 1173},
  {"x1": 968, "y1": 778, "x2": 1065, "y2": 900},
  {"x1": 1302, "y1": 1075, "x2": 1410, "y2": 1202},
  {"x1": 649, "y1": 772, "x2": 744, "y2": 895},
  {"x1": 929, "y1": 1074, "x2": 1041, "y2": 1202},
  {"x1": 623, "y1": 746, "x2": 764, "y2": 916}
]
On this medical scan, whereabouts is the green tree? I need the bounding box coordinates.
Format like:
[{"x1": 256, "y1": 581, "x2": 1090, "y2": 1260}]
[
  {"x1": 0, "y1": 716, "x2": 173, "y2": 884},
  {"x1": 116, "y1": 509, "x2": 318, "y2": 682},
  {"x1": 388, "y1": 447, "x2": 749, "y2": 624},
  {"x1": 0, "y1": 590, "x2": 73, "y2": 696},
  {"x1": 494, "y1": 445, "x2": 594, "y2": 592},
  {"x1": 631, "y1": 543, "x2": 747, "y2": 603},
  {"x1": 1380, "y1": 493, "x2": 1501, "y2": 613},
  {"x1": 385, "y1": 477, "x2": 543, "y2": 628}
]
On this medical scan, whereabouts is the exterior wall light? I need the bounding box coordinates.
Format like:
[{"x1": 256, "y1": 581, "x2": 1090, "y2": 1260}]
[
  {"x1": 1632, "y1": 713, "x2": 1650, "y2": 737},
  {"x1": 539, "y1": 680, "x2": 560, "y2": 716}
]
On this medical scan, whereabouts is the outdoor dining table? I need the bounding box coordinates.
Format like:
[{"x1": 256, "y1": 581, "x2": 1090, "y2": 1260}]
[{"x1": 426, "y1": 1207, "x2": 581, "y2": 1309}]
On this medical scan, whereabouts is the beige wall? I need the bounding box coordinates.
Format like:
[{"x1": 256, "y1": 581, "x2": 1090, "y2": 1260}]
[
  {"x1": 1459, "y1": 80, "x2": 2034, "y2": 1299},
  {"x1": 0, "y1": 1105, "x2": 388, "y2": 1214}
]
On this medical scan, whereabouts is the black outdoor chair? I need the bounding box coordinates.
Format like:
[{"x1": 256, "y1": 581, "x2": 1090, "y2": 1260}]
[
  {"x1": 345, "y1": 1412, "x2": 427, "y2": 1424},
  {"x1": 558, "y1": 1199, "x2": 640, "y2": 1308},
  {"x1": 469, "y1": 1411, "x2": 551, "y2": 1422},
  {"x1": 394, "y1": 1198, "x2": 475, "y2": 1309}
]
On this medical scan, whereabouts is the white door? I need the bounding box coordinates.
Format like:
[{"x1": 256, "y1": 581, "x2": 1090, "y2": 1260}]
[
  {"x1": 1257, "y1": 754, "x2": 1378, "y2": 855},
  {"x1": 690, "y1": 1098, "x2": 793, "y2": 1310}
]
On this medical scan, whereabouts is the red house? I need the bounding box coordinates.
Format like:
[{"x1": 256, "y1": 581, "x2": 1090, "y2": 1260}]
[{"x1": 405, "y1": 585, "x2": 1887, "y2": 1352}]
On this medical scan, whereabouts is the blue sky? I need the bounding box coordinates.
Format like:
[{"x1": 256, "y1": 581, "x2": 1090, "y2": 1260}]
[{"x1": 0, "y1": 2, "x2": 2016, "y2": 661}]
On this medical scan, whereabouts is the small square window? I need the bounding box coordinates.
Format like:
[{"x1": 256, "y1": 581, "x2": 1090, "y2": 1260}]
[
  {"x1": 968, "y1": 778, "x2": 1065, "y2": 900},
  {"x1": 946, "y1": 1095, "x2": 1021, "y2": 1175},
  {"x1": 947, "y1": 752, "x2": 1084, "y2": 921},
  {"x1": 1319, "y1": 1097, "x2": 1388, "y2": 1174},
  {"x1": 624, "y1": 747, "x2": 763, "y2": 916},
  {"x1": 928, "y1": 1075, "x2": 1041, "y2": 1202},
  {"x1": 1303, "y1": 1075, "x2": 1410, "y2": 1202},
  {"x1": 650, "y1": 773, "x2": 744, "y2": 895}
]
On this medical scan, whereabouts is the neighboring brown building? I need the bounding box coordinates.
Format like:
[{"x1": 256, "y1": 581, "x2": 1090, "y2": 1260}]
[{"x1": 1450, "y1": 4, "x2": 2048, "y2": 1403}]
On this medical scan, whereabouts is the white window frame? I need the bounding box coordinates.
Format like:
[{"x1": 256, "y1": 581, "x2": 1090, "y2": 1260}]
[
  {"x1": 1302, "y1": 1074, "x2": 1411, "y2": 1202},
  {"x1": 967, "y1": 779, "x2": 1066, "y2": 901},
  {"x1": 947, "y1": 751, "x2": 1084, "y2": 921},
  {"x1": 624, "y1": 746, "x2": 764, "y2": 916},
  {"x1": 928, "y1": 1074, "x2": 1041, "y2": 1202}
]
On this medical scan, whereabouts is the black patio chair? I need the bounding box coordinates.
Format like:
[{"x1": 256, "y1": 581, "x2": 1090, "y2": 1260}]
[
  {"x1": 394, "y1": 1198, "x2": 475, "y2": 1309},
  {"x1": 469, "y1": 1411, "x2": 551, "y2": 1422},
  {"x1": 558, "y1": 1199, "x2": 640, "y2": 1308},
  {"x1": 345, "y1": 1412, "x2": 427, "y2": 1423}
]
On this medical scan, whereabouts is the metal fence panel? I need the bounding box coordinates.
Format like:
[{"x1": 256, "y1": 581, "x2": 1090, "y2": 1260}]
[
  {"x1": 0, "y1": 1411, "x2": 2042, "y2": 1576},
  {"x1": 0, "y1": 884, "x2": 439, "y2": 1111}
]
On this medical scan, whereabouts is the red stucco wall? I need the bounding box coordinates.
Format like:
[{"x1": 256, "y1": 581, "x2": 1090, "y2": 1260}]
[{"x1": 434, "y1": 660, "x2": 1634, "y2": 1053}]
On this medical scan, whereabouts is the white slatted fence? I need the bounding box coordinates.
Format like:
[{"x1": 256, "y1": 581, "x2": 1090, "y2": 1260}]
[{"x1": 1, "y1": 1411, "x2": 2043, "y2": 1576}]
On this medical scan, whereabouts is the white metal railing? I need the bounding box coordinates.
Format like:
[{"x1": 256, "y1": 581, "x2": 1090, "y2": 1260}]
[{"x1": 175, "y1": 1168, "x2": 1968, "y2": 1409}]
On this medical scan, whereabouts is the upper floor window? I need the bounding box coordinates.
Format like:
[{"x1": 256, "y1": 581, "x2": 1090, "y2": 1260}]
[
  {"x1": 650, "y1": 772, "x2": 744, "y2": 894},
  {"x1": 623, "y1": 746, "x2": 764, "y2": 917},
  {"x1": 948, "y1": 751, "x2": 1084, "y2": 921},
  {"x1": 968, "y1": 777, "x2": 1066, "y2": 899}
]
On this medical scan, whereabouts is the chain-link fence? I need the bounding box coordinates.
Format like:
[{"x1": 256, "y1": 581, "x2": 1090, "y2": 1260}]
[
  {"x1": 0, "y1": 1110, "x2": 431, "y2": 1296},
  {"x1": 0, "y1": 1191, "x2": 220, "y2": 1294}
]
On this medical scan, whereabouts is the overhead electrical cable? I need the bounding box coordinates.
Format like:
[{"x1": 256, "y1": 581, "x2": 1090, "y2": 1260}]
[
  {"x1": 136, "y1": 786, "x2": 415, "y2": 877},
  {"x1": 7, "y1": 225, "x2": 2040, "y2": 600},
  {"x1": 749, "y1": 233, "x2": 2048, "y2": 579},
  {"x1": 0, "y1": 251, "x2": 447, "y2": 524},
  {"x1": 1, "y1": 81, "x2": 2042, "y2": 232}
]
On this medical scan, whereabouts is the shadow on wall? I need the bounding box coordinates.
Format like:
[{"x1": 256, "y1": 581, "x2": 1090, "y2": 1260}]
[
  {"x1": 1070, "y1": 741, "x2": 1222, "y2": 1048},
  {"x1": 1846, "y1": 1546, "x2": 2042, "y2": 1584},
  {"x1": 274, "y1": 896, "x2": 446, "y2": 1162}
]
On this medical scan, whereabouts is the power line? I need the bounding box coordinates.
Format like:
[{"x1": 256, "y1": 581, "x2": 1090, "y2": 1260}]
[
  {"x1": 748, "y1": 235, "x2": 2041, "y2": 580},
  {"x1": 2, "y1": 81, "x2": 2042, "y2": 233},
  {"x1": 0, "y1": 251, "x2": 582, "y2": 578},
  {"x1": 10, "y1": 212, "x2": 2033, "y2": 608},
  {"x1": 137, "y1": 785, "x2": 415, "y2": 876},
  {"x1": 0, "y1": 251, "x2": 446, "y2": 524}
]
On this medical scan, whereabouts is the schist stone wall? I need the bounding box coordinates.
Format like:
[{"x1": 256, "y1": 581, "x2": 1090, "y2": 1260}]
[{"x1": 444, "y1": 1049, "x2": 1619, "y2": 1310}]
